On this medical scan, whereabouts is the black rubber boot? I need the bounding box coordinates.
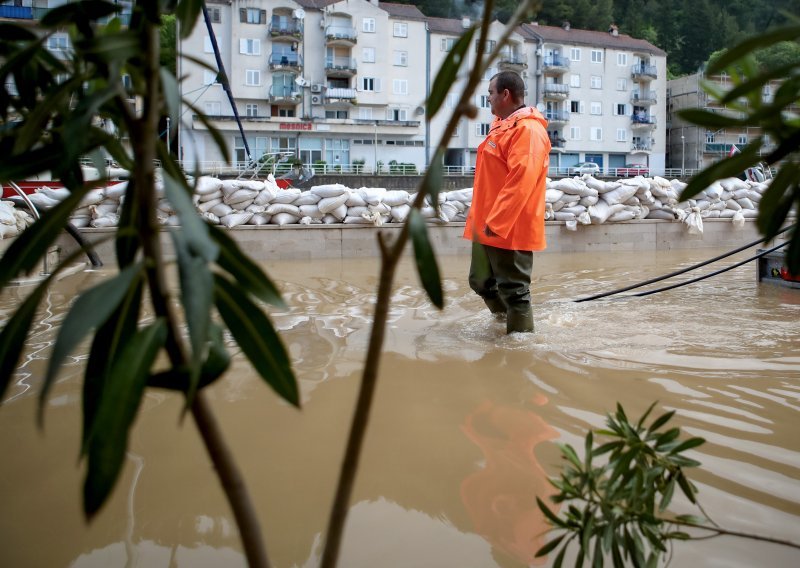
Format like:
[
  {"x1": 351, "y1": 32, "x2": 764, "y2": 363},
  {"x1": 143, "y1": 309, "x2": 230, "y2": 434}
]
[
  {"x1": 483, "y1": 296, "x2": 506, "y2": 315},
  {"x1": 506, "y1": 308, "x2": 534, "y2": 334}
]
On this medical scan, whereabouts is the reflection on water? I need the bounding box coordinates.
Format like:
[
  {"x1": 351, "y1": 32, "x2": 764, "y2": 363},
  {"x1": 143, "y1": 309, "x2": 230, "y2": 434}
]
[{"x1": 1, "y1": 249, "x2": 798, "y2": 567}]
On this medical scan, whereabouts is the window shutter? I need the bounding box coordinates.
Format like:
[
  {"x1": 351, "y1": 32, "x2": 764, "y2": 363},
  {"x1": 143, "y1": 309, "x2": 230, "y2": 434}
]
[
  {"x1": 260, "y1": 10, "x2": 266, "y2": 24},
  {"x1": 240, "y1": 8, "x2": 246, "y2": 23},
  {"x1": 240, "y1": 39, "x2": 247, "y2": 54}
]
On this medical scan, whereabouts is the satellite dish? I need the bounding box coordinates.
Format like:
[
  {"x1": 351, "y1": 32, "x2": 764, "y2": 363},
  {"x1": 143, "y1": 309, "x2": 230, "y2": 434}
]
[
  {"x1": 536, "y1": 103, "x2": 545, "y2": 112},
  {"x1": 293, "y1": 8, "x2": 305, "y2": 19}
]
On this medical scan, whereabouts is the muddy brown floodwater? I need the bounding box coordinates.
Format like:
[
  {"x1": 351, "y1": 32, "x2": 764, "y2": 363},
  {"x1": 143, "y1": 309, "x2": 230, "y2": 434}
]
[{"x1": 0, "y1": 248, "x2": 798, "y2": 567}]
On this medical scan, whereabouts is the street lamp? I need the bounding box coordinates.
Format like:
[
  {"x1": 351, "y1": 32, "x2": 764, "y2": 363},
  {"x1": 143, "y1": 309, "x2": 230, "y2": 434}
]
[{"x1": 681, "y1": 134, "x2": 685, "y2": 177}]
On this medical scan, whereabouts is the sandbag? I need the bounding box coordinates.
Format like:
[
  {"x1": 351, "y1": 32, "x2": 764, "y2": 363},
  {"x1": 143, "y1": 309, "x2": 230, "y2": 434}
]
[
  {"x1": 220, "y1": 212, "x2": 253, "y2": 228},
  {"x1": 309, "y1": 183, "x2": 349, "y2": 198},
  {"x1": 318, "y1": 194, "x2": 349, "y2": 214}
]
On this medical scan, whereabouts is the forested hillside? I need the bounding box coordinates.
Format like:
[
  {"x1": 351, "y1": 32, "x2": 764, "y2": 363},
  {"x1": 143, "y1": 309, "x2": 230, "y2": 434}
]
[{"x1": 394, "y1": 0, "x2": 799, "y2": 76}]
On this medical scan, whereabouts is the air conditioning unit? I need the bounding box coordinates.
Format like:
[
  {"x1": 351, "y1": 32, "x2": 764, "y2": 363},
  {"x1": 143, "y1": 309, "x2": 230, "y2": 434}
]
[
  {"x1": 310, "y1": 84, "x2": 324, "y2": 93},
  {"x1": 311, "y1": 95, "x2": 322, "y2": 105}
]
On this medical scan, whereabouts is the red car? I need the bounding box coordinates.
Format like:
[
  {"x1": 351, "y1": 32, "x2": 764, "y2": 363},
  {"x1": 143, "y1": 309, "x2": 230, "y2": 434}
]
[{"x1": 615, "y1": 164, "x2": 650, "y2": 177}]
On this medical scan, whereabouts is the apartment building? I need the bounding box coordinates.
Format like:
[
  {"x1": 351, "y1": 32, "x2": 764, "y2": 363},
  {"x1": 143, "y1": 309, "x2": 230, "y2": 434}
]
[{"x1": 667, "y1": 72, "x2": 788, "y2": 173}]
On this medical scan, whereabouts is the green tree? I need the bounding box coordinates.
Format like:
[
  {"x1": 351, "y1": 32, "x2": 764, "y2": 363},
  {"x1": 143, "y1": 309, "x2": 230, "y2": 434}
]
[{"x1": 160, "y1": 14, "x2": 176, "y2": 76}]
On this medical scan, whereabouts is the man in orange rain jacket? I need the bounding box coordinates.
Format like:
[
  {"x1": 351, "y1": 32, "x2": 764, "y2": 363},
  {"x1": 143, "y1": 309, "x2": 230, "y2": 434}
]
[{"x1": 464, "y1": 71, "x2": 551, "y2": 333}]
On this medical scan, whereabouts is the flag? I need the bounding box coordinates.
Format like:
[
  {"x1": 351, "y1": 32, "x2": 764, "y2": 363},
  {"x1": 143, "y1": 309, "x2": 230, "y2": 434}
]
[{"x1": 729, "y1": 144, "x2": 739, "y2": 157}]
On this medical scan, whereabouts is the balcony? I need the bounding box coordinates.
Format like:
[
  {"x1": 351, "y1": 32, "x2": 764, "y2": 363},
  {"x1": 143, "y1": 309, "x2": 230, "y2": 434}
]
[
  {"x1": 324, "y1": 56, "x2": 357, "y2": 78},
  {"x1": 269, "y1": 53, "x2": 303, "y2": 71},
  {"x1": 542, "y1": 83, "x2": 570, "y2": 99},
  {"x1": 498, "y1": 53, "x2": 527, "y2": 72},
  {"x1": 544, "y1": 110, "x2": 570, "y2": 124},
  {"x1": 542, "y1": 55, "x2": 570, "y2": 74},
  {"x1": 549, "y1": 137, "x2": 567, "y2": 150},
  {"x1": 631, "y1": 114, "x2": 656, "y2": 129},
  {"x1": 0, "y1": 5, "x2": 32, "y2": 19},
  {"x1": 326, "y1": 25, "x2": 357, "y2": 46},
  {"x1": 631, "y1": 89, "x2": 657, "y2": 105},
  {"x1": 325, "y1": 87, "x2": 357, "y2": 102},
  {"x1": 269, "y1": 84, "x2": 301, "y2": 103},
  {"x1": 704, "y1": 143, "x2": 737, "y2": 155},
  {"x1": 631, "y1": 141, "x2": 653, "y2": 153},
  {"x1": 631, "y1": 63, "x2": 657, "y2": 81},
  {"x1": 269, "y1": 22, "x2": 303, "y2": 41}
]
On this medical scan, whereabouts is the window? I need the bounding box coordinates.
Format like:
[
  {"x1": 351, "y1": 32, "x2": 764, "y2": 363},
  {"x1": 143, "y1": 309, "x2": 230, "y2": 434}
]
[
  {"x1": 452, "y1": 123, "x2": 460, "y2": 137},
  {"x1": 363, "y1": 47, "x2": 375, "y2": 63},
  {"x1": 208, "y1": 7, "x2": 221, "y2": 23},
  {"x1": 616, "y1": 78, "x2": 627, "y2": 91},
  {"x1": 394, "y1": 50, "x2": 408, "y2": 66},
  {"x1": 441, "y1": 37, "x2": 456, "y2": 52},
  {"x1": 245, "y1": 70, "x2": 260, "y2": 86},
  {"x1": 570, "y1": 126, "x2": 581, "y2": 140},
  {"x1": 204, "y1": 36, "x2": 213, "y2": 53},
  {"x1": 706, "y1": 131, "x2": 715, "y2": 143},
  {"x1": 446, "y1": 93, "x2": 459, "y2": 109},
  {"x1": 47, "y1": 35, "x2": 68, "y2": 51},
  {"x1": 616, "y1": 128, "x2": 627, "y2": 141},
  {"x1": 591, "y1": 75, "x2": 602, "y2": 89},
  {"x1": 477, "y1": 123, "x2": 491, "y2": 136},
  {"x1": 590, "y1": 127, "x2": 603, "y2": 141},
  {"x1": 591, "y1": 50, "x2": 603, "y2": 63},
  {"x1": 393, "y1": 22, "x2": 408, "y2": 37},
  {"x1": 738, "y1": 134, "x2": 748, "y2": 144},
  {"x1": 393, "y1": 79, "x2": 408, "y2": 95},
  {"x1": 570, "y1": 74, "x2": 580, "y2": 88},
  {"x1": 475, "y1": 39, "x2": 496, "y2": 54},
  {"x1": 570, "y1": 48, "x2": 581, "y2": 61},
  {"x1": 362, "y1": 18, "x2": 375, "y2": 33},
  {"x1": 478, "y1": 95, "x2": 490, "y2": 108},
  {"x1": 246, "y1": 104, "x2": 258, "y2": 117},
  {"x1": 390, "y1": 108, "x2": 408, "y2": 121},
  {"x1": 241, "y1": 8, "x2": 265, "y2": 24},
  {"x1": 277, "y1": 107, "x2": 295, "y2": 117},
  {"x1": 616, "y1": 103, "x2": 626, "y2": 116},
  {"x1": 240, "y1": 38, "x2": 260, "y2": 56},
  {"x1": 361, "y1": 77, "x2": 379, "y2": 91},
  {"x1": 359, "y1": 107, "x2": 373, "y2": 119},
  {"x1": 203, "y1": 71, "x2": 219, "y2": 85},
  {"x1": 570, "y1": 100, "x2": 581, "y2": 113},
  {"x1": 205, "y1": 101, "x2": 221, "y2": 115},
  {"x1": 590, "y1": 102, "x2": 602, "y2": 115},
  {"x1": 617, "y1": 53, "x2": 627, "y2": 66},
  {"x1": 325, "y1": 110, "x2": 349, "y2": 119}
]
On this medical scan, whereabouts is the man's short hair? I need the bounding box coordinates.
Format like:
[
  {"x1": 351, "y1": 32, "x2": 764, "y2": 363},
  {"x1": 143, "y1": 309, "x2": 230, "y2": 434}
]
[{"x1": 491, "y1": 71, "x2": 525, "y2": 102}]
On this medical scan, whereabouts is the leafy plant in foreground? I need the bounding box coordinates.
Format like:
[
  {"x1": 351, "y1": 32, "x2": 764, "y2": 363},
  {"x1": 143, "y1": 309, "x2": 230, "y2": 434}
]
[{"x1": 537, "y1": 404, "x2": 800, "y2": 566}]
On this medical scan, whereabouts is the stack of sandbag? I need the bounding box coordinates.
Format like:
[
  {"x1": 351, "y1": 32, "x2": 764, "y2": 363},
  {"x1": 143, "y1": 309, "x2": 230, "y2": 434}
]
[{"x1": 0, "y1": 200, "x2": 34, "y2": 239}]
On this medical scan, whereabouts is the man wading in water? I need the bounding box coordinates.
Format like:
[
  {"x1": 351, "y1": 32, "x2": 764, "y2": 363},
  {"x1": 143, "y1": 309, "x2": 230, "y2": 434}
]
[{"x1": 464, "y1": 71, "x2": 550, "y2": 333}]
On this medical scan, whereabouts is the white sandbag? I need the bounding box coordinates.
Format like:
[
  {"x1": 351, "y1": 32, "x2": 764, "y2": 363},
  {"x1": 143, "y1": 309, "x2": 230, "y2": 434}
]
[
  {"x1": 298, "y1": 216, "x2": 322, "y2": 225},
  {"x1": 360, "y1": 187, "x2": 387, "y2": 205},
  {"x1": 600, "y1": 184, "x2": 638, "y2": 205},
  {"x1": 90, "y1": 202, "x2": 119, "y2": 217},
  {"x1": 553, "y1": 211, "x2": 576, "y2": 222},
  {"x1": 0, "y1": 223, "x2": 19, "y2": 239},
  {"x1": 553, "y1": 178, "x2": 597, "y2": 198},
  {"x1": 25, "y1": 192, "x2": 61, "y2": 209},
  {"x1": 694, "y1": 199, "x2": 711, "y2": 211},
  {"x1": 0, "y1": 202, "x2": 16, "y2": 225},
  {"x1": 588, "y1": 201, "x2": 625, "y2": 224},
  {"x1": 37, "y1": 185, "x2": 70, "y2": 201},
  {"x1": 369, "y1": 203, "x2": 391, "y2": 216},
  {"x1": 198, "y1": 189, "x2": 223, "y2": 203},
  {"x1": 343, "y1": 215, "x2": 373, "y2": 224},
  {"x1": 546, "y1": 189, "x2": 564, "y2": 203},
  {"x1": 220, "y1": 212, "x2": 253, "y2": 228},
  {"x1": 294, "y1": 192, "x2": 322, "y2": 205},
  {"x1": 266, "y1": 203, "x2": 301, "y2": 216},
  {"x1": 736, "y1": 197, "x2": 755, "y2": 210},
  {"x1": 272, "y1": 187, "x2": 302, "y2": 204},
  {"x1": 579, "y1": 194, "x2": 599, "y2": 207},
  {"x1": 420, "y1": 205, "x2": 438, "y2": 218},
  {"x1": 245, "y1": 204, "x2": 266, "y2": 213},
  {"x1": 719, "y1": 209, "x2": 737, "y2": 218},
  {"x1": 209, "y1": 203, "x2": 234, "y2": 217},
  {"x1": 565, "y1": 219, "x2": 578, "y2": 231},
  {"x1": 229, "y1": 200, "x2": 254, "y2": 211},
  {"x1": 309, "y1": 183, "x2": 349, "y2": 198},
  {"x1": 651, "y1": 176, "x2": 672, "y2": 188},
  {"x1": 390, "y1": 204, "x2": 411, "y2": 222},
  {"x1": 383, "y1": 190, "x2": 410, "y2": 207},
  {"x1": 237, "y1": 180, "x2": 265, "y2": 191},
  {"x1": 298, "y1": 204, "x2": 325, "y2": 219},
  {"x1": 646, "y1": 209, "x2": 676, "y2": 220},
  {"x1": 70, "y1": 215, "x2": 92, "y2": 228},
  {"x1": 14, "y1": 209, "x2": 33, "y2": 230},
  {"x1": 704, "y1": 181, "x2": 724, "y2": 200},
  {"x1": 224, "y1": 188, "x2": 259, "y2": 205},
  {"x1": 328, "y1": 204, "x2": 348, "y2": 221},
  {"x1": 741, "y1": 209, "x2": 758, "y2": 218},
  {"x1": 321, "y1": 214, "x2": 339, "y2": 224},
  {"x1": 347, "y1": 206, "x2": 369, "y2": 217},
  {"x1": 248, "y1": 213, "x2": 271, "y2": 225},
  {"x1": 318, "y1": 194, "x2": 349, "y2": 214},
  {"x1": 704, "y1": 210, "x2": 722, "y2": 218},
  {"x1": 220, "y1": 179, "x2": 240, "y2": 195},
  {"x1": 345, "y1": 192, "x2": 367, "y2": 207},
  {"x1": 253, "y1": 185, "x2": 277, "y2": 206},
  {"x1": 732, "y1": 210, "x2": 746, "y2": 228},
  {"x1": 720, "y1": 177, "x2": 748, "y2": 192},
  {"x1": 439, "y1": 202, "x2": 459, "y2": 222},
  {"x1": 195, "y1": 176, "x2": 223, "y2": 195},
  {"x1": 685, "y1": 210, "x2": 703, "y2": 235},
  {"x1": 91, "y1": 214, "x2": 119, "y2": 228},
  {"x1": 745, "y1": 190, "x2": 761, "y2": 202},
  {"x1": 164, "y1": 215, "x2": 181, "y2": 226},
  {"x1": 198, "y1": 197, "x2": 223, "y2": 213},
  {"x1": 607, "y1": 210, "x2": 637, "y2": 222},
  {"x1": 446, "y1": 188, "x2": 473, "y2": 202},
  {"x1": 560, "y1": 205, "x2": 587, "y2": 216},
  {"x1": 733, "y1": 188, "x2": 750, "y2": 200},
  {"x1": 271, "y1": 212, "x2": 299, "y2": 225},
  {"x1": 200, "y1": 211, "x2": 220, "y2": 224}
]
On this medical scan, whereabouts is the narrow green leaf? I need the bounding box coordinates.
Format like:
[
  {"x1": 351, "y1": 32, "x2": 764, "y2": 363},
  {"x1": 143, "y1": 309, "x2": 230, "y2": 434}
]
[
  {"x1": 669, "y1": 437, "x2": 705, "y2": 454},
  {"x1": 680, "y1": 143, "x2": 762, "y2": 201},
  {"x1": 40, "y1": 0, "x2": 120, "y2": 28},
  {"x1": 584, "y1": 430, "x2": 594, "y2": 470},
  {"x1": 592, "y1": 533, "x2": 603, "y2": 568},
  {"x1": 470, "y1": 241, "x2": 491, "y2": 285},
  {"x1": 81, "y1": 278, "x2": 143, "y2": 456},
  {"x1": 83, "y1": 319, "x2": 166, "y2": 518},
  {"x1": 675, "y1": 514, "x2": 707, "y2": 525},
  {"x1": 160, "y1": 67, "x2": 181, "y2": 128},
  {"x1": 40, "y1": 263, "x2": 143, "y2": 423},
  {"x1": 162, "y1": 171, "x2": 218, "y2": 262},
  {"x1": 208, "y1": 224, "x2": 285, "y2": 307},
  {"x1": 177, "y1": 0, "x2": 204, "y2": 39},
  {"x1": 76, "y1": 32, "x2": 141, "y2": 63},
  {"x1": 676, "y1": 472, "x2": 698, "y2": 504},
  {"x1": 756, "y1": 165, "x2": 796, "y2": 237},
  {"x1": 659, "y1": 476, "x2": 677, "y2": 512},
  {"x1": 536, "y1": 534, "x2": 566, "y2": 557},
  {"x1": 561, "y1": 443, "x2": 583, "y2": 469},
  {"x1": 115, "y1": 179, "x2": 140, "y2": 268},
  {"x1": 635, "y1": 401, "x2": 658, "y2": 431},
  {"x1": 408, "y1": 209, "x2": 444, "y2": 309},
  {"x1": 426, "y1": 25, "x2": 477, "y2": 118},
  {"x1": 677, "y1": 108, "x2": 746, "y2": 128},
  {"x1": 214, "y1": 274, "x2": 298, "y2": 406},
  {"x1": 718, "y1": 62, "x2": 800, "y2": 105},
  {"x1": 553, "y1": 543, "x2": 567, "y2": 568},
  {"x1": 0, "y1": 186, "x2": 88, "y2": 289},
  {"x1": 537, "y1": 497, "x2": 565, "y2": 527},
  {"x1": 707, "y1": 26, "x2": 800, "y2": 75},
  {"x1": 592, "y1": 440, "x2": 623, "y2": 457},
  {"x1": 421, "y1": 147, "x2": 444, "y2": 207},
  {"x1": 186, "y1": 101, "x2": 230, "y2": 162},
  {"x1": 646, "y1": 410, "x2": 675, "y2": 435}
]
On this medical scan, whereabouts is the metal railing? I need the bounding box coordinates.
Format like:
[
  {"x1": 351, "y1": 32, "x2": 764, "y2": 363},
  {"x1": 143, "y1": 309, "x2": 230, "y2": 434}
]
[
  {"x1": 543, "y1": 83, "x2": 570, "y2": 96},
  {"x1": 268, "y1": 22, "x2": 303, "y2": 37},
  {"x1": 498, "y1": 53, "x2": 527, "y2": 67},
  {"x1": 325, "y1": 57, "x2": 357, "y2": 73},
  {"x1": 544, "y1": 110, "x2": 570, "y2": 122},
  {"x1": 631, "y1": 63, "x2": 657, "y2": 79},
  {"x1": 325, "y1": 25, "x2": 357, "y2": 42},
  {"x1": 543, "y1": 55, "x2": 570, "y2": 69},
  {"x1": 269, "y1": 84, "x2": 300, "y2": 99},
  {"x1": 325, "y1": 87, "x2": 357, "y2": 100},
  {"x1": 631, "y1": 90, "x2": 657, "y2": 104},
  {"x1": 269, "y1": 53, "x2": 303, "y2": 68}
]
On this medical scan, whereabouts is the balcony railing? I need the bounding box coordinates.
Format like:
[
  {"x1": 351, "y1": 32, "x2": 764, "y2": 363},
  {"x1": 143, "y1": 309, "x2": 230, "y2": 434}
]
[
  {"x1": 325, "y1": 87, "x2": 357, "y2": 100},
  {"x1": 549, "y1": 137, "x2": 567, "y2": 149},
  {"x1": 498, "y1": 53, "x2": 527, "y2": 69},
  {"x1": 631, "y1": 114, "x2": 656, "y2": 127},
  {"x1": 704, "y1": 143, "x2": 737, "y2": 155},
  {"x1": 325, "y1": 25, "x2": 357, "y2": 43},
  {"x1": 325, "y1": 57, "x2": 357, "y2": 74},
  {"x1": 269, "y1": 53, "x2": 303, "y2": 69},
  {"x1": 544, "y1": 110, "x2": 570, "y2": 123},
  {"x1": 269, "y1": 22, "x2": 303, "y2": 38},
  {"x1": 543, "y1": 55, "x2": 570, "y2": 70},
  {"x1": 542, "y1": 83, "x2": 570, "y2": 97},
  {"x1": 631, "y1": 63, "x2": 657, "y2": 79},
  {"x1": 269, "y1": 85, "x2": 300, "y2": 100},
  {"x1": 631, "y1": 90, "x2": 657, "y2": 104},
  {"x1": 631, "y1": 141, "x2": 653, "y2": 152}
]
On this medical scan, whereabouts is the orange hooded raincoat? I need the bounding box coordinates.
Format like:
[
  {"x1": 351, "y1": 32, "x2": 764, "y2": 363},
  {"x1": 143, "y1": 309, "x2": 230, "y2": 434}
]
[{"x1": 463, "y1": 106, "x2": 550, "y2": 251}]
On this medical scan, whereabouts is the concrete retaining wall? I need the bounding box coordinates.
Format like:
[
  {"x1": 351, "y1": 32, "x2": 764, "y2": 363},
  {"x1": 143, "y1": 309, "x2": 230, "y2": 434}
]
[{"x1": 297, "y1": 174, "x2": 473, "y2": 193}]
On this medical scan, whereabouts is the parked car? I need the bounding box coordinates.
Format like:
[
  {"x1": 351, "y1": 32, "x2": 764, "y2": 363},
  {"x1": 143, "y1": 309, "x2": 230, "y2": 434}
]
[
  {"x1": 569, "y1": 162, "x2": 601, "y2": 176},
  {"x1": 615, "y1": 163, "x2": 650, "y2": 177}
]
